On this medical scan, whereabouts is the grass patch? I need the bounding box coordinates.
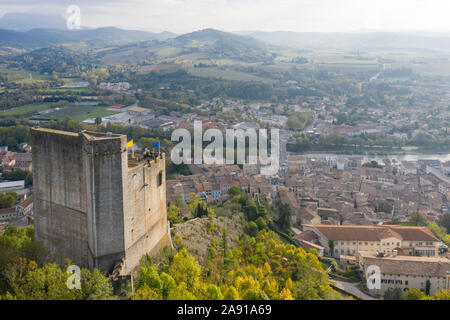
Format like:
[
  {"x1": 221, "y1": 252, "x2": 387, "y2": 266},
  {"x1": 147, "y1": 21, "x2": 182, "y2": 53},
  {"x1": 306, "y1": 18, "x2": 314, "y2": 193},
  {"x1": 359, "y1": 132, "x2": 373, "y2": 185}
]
[
  {"x1": 412, "y1": 61, "x2": 450, "y2": 76},
  {"x1": 72, "y1": 108, "x2": 119, "y2": 122},
  {"x1": 0, "y1": 69, "x2": 51, "y2": 84},
  {"x1": 334, "y1": 268, "x2": 361, "y2": 282},
  {"x1": 155, "y1": 47, "x2": 182, "y2": 58},
  {"x1": 317, "y1": 63, "x2": 381, "y2": 72},
  {"x1": 214, "y1": 59, "x2": 261, "y2": 67},
  {"x1": 189, "y1": 67, "x2": 269, "y2": 82},
  {"x1": 44, "y1": 87, "x2": 93, "y2": 93},
  {"x1": 31, "y1": 105, "x2": 119, "y2": 122},
  {"x1": 0, "y1": 103, "x2": 54, "y2": 118}
]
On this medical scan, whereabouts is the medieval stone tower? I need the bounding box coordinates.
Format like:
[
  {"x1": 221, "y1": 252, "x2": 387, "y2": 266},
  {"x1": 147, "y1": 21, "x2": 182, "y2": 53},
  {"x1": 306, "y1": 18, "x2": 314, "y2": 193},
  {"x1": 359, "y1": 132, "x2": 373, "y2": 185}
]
[{"x1": 31, "y1": 128, "x2": 171, "y2": 274}]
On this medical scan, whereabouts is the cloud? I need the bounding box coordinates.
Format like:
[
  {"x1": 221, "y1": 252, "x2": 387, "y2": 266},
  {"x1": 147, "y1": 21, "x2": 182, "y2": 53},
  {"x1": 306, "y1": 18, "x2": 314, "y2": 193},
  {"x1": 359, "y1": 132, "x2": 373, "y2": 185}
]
[{"x1": 2, "y1": 0, "x2": 450, "y2": 33}]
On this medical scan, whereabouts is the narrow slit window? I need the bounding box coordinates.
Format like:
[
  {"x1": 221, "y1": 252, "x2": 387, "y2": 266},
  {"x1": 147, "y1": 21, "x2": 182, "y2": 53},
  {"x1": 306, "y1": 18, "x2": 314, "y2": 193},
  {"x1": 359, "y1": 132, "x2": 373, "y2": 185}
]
[{"x1": 157, "y1": 171, "x2": 163, "y2": 187}]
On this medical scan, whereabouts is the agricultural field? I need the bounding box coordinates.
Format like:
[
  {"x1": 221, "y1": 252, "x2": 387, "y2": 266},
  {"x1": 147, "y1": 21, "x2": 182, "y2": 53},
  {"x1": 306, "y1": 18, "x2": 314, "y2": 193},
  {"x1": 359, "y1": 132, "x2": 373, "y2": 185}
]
[
  {"x1": 411, "y1": 61, "x2": 450, "y2": 76},
  {"x1": 0, "y1": 68, "x2": 52, "y2": 84},
  {"x1": 213, "y1": 59, "x2": 262, "y2": 67},
  {"x1": 16, "y1": 72, "x2": 52, "y2": 84},
  {"x1": 188, "y1": 66, "x2": 270, "y2": 82},
  {"x1": 154, "y1": 47, "x2": 182, "y2": 58},
  {"x1": 0, "y1": 103, "x2": 54, "y2": 118},
  {"x1": 138, "y1": 63, "x2": 184, "y2": 73},
  {"x1": 316, "y1": 62, "x2": 381, "y2": 73},
  {"x1": 43, "y1": 87, "x2": 94, "y2": 94},
  {"x1": 60, "y1": 78, "x2": 89, "y2": 88},
  {"x1": 31, "y1": 105, "x2": 120, "y2": 122},
  {"x1": 260, "y1": 62, "x2": 309, "y2": 73}
]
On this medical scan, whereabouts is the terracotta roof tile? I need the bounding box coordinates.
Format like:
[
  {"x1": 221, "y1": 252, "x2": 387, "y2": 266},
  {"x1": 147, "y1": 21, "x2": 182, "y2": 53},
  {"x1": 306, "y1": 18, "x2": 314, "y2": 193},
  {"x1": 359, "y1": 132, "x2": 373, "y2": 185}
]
[
  {"x1": 305, "y1": 224, "x2": 439, "y2": 242},
  {"x1": 360, "y1": 251, "x2": 450, "y2": 277}
]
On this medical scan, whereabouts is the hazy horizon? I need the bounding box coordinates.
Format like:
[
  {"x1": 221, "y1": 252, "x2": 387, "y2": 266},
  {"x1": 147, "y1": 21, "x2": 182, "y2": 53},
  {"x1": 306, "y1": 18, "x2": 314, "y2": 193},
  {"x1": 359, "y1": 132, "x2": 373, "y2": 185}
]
[{"x1": 2, "y1": 0, "x2": 450, "y2": 34}]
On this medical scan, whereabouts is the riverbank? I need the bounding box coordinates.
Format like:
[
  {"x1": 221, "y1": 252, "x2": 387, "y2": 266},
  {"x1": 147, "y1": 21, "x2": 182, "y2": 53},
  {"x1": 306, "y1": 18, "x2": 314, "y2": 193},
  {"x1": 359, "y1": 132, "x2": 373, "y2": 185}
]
[
  {"x1": 287, "y1": 144, "x2": 450, "y2": 157},
  {"x1": 288, "y1": 151, "x2": 450, "y2": 163}
]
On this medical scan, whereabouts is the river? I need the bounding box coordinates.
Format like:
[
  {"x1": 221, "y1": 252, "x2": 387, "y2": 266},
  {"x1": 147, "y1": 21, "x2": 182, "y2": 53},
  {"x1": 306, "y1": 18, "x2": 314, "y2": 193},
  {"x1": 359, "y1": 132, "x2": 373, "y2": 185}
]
[{"x1": 296, "y1": 152, "x2": 450, "y2": 164}]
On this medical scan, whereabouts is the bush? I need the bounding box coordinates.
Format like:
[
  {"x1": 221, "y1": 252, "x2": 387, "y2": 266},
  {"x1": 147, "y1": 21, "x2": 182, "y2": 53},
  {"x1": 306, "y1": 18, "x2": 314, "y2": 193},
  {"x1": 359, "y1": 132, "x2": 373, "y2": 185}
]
[
  {"x1": 227, "y1": 187, "x2": 243, "y2": 197},
  {"x1": 383, "y1": 287, "x2": 405, "y2": 300},
  {"x1": 0, "y1": 194, "x2": 15, "y2": 208},
  {"x1": 405, "y1": 288, "x2": 426, "y2": 300},
  {"x1": 247, "y1": 221, "x2": 259, "y2": 237},
  {"x1": 319, "y1": 257, "x2": 338, "y2": 272},
  {"x1": 375, "y1": 201, "x2": 393, "y2": 214},
  {"x1": 342, "y1": 268, "x2": 360, "y2": 281}
]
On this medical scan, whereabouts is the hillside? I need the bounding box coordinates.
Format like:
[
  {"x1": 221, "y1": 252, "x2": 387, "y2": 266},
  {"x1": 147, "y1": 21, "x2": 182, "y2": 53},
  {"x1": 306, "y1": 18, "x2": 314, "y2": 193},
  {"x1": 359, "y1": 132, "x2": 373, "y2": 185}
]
[
  {"x1": 100, "y1": 28, "x2": 275, "y2": 65},
  {"x1": 171, "y1": 28, "x2": 273, "y2": 62},
  {"x1": 174, "y1": 28, "x2": 266, "y2": 51},
  {"x1": 246, "y1": 31, "x2": 450, "y2": 52},
  {"x1": 171, "y1": 213, "x2": 245, "y2": 265},
  {"x1": 0, "y1": 12, "x2": 67, "y2": 31},
  {"x1": 0, "y1": 27, "x2": 177, "y2": 48}
]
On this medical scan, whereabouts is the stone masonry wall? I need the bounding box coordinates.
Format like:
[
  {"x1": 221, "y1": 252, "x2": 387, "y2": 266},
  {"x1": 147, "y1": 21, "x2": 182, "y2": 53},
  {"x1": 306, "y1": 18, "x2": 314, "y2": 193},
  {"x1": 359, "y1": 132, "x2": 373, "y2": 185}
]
[
  {"x1": 81, "y1": 133, "x2": 127, "y2": 272},
  {"x1": 123, "y1": 154, "x2": 170, "y2": 274},
  {"x1": 31, "y1": 128, "x2": 89, "y2": 266}
]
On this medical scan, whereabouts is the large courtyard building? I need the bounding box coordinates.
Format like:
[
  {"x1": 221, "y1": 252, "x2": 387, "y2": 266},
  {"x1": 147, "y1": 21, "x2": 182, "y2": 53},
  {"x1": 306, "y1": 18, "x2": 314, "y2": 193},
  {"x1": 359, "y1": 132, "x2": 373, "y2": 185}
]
[
  {"x1": 358, "y1": 251, "x2": 450, "y2": 296},
  {"x1": 296, "y1": 224, "x2": 440, "y2": 258},
  {"x1": 31, "y1": 128, "x2": 171, "y2": 274}
]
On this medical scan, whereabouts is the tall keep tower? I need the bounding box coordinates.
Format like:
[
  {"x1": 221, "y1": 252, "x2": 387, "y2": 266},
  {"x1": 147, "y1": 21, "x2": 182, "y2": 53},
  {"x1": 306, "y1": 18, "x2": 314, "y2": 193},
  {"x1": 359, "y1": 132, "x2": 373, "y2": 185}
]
[{"x1": 31, "y1": 128, "x2": 171, "y2": 274}]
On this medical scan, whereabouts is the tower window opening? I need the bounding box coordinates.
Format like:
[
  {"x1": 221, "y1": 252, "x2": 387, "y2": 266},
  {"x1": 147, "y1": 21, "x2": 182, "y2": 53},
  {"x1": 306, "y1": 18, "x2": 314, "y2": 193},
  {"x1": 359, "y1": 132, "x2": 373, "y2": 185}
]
[{"x1": 157, "y1": 171, "x2": 163, "y2": 187}]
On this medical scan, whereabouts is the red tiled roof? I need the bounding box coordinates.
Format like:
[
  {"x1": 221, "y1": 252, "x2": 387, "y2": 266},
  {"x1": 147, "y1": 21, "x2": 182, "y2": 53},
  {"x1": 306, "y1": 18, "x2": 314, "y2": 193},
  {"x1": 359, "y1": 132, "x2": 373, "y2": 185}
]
[
  {"x1": 231, "y1": 181, "x2": 240, "y2": 187},
  {"x1": 0, "y1": 207, "x2": 15, "y2": 215},
  {"x1": 300, "y1": 240, "x2": 324, "y2": 251},
  {"x1": 305, "y1": 224, "x2": 439, "y2": 242},
  {"x1": 360, "y1": 252, "x2": 450, "y2": 278},
  {"x1": 202, "y1": 122, "x2": 216, "y2": 130},
  {"x1": 294, "y1": 230, "x2": 317, "y2": 242},
  {"x1": 178, "y1": 122, "x2": 191, "y2": 129},
  {"x1": 18, "y1": 195, "x2": 33, "y2": 208},
  {"x1": 13, "y1": 161, "x2": 31, "y2": 169},
  {"x1": 195, "y1": 183, "x2": 204, "y2": 193},
  {"x1": 377, "y1": 228, "x2": 403, "y2": 240}
]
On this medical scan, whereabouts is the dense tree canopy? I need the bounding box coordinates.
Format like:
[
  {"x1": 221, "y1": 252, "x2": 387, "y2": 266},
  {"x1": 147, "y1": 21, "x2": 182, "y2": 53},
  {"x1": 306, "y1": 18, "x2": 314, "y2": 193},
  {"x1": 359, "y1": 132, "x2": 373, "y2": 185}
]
[
  {"x1": 134, "y1": 229, "x2": 342, "y2": 300},
  {"x1": 0, "y1": 226, "x2": 114, "y2": 300}
]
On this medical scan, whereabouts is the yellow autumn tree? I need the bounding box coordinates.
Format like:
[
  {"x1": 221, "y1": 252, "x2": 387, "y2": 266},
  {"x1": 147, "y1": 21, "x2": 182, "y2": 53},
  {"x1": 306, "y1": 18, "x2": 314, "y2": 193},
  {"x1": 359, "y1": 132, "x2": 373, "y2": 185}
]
[{"x1": 169, "y1": 248, "x2": 202, "y2": 293}]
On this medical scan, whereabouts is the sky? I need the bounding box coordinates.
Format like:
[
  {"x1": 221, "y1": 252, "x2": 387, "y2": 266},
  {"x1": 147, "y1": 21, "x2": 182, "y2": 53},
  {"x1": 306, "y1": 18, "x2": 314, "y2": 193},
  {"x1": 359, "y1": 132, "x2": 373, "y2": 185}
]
[{"x1": 2, "y1": 0, "x2": 450, "y2": 34}]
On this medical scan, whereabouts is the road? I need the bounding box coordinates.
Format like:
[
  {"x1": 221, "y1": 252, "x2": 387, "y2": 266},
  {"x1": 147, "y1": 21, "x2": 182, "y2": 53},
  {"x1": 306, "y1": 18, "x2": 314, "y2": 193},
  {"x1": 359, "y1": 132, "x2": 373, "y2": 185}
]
[
  {"x1": 292, "y1": 226, "x2": 302, "y2": 235},
  {"x1": 330, "y1": 279, "x2": 377, "y2": 300},
  {"x1": 279, "y1": 130, "x2": 291, "y2": 169},
  {"x1": 125, "y1": 99, "x2": 139, "y2": 109},
  {"x1": 370, "y1": 72, "x2": 381, "y2": 81}
]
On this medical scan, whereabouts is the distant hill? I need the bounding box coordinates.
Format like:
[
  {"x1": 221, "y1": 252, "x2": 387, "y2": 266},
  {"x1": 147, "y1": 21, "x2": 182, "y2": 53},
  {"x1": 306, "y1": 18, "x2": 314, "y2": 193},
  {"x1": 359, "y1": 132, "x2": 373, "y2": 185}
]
[
  {"x1": 0, "y1": 27, "x2": 177, "y2": 48},
  {"x1": 0, "y1": 12, "x2": 67, "y2": 31},
  {"x1": 174, "y1": 28, "x2": 265, "y2": 48},
  {"x1": 170, "y1": 28, "x2": 272, "y2": 62},
  {"x1": 99, "y1": 28, "x2": 274, "y2": 65},
  {"x1": 245, "y1": 31, "x2": 450, "y2": 52}
]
